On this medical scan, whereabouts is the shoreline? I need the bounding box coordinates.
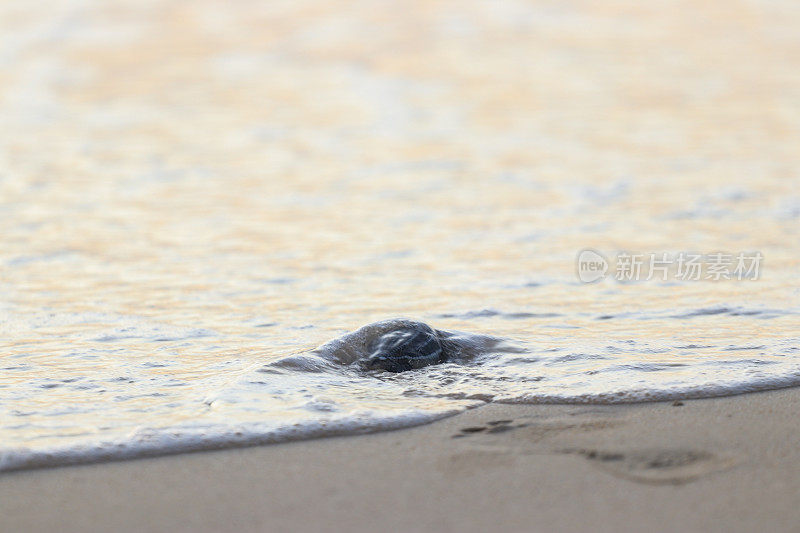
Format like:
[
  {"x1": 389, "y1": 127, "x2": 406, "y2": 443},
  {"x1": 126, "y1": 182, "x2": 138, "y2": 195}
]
[
  {"x1": 6, "y1": 379, "x2": 800, "y2": 475},
  {"x1": 3, "y1": 388, "x2": 800, "y2": 532}
]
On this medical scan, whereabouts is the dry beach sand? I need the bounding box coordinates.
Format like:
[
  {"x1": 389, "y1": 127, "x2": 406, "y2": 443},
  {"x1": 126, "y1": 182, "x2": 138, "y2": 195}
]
[{"x1": 3, "y1": 387, "x2": 800, "y2": 533}]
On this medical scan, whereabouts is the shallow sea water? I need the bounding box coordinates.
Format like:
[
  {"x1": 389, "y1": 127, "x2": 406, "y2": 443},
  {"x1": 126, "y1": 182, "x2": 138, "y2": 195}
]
[{"x1": 1, "y1": 0, "x2": 799, "y2": 470}]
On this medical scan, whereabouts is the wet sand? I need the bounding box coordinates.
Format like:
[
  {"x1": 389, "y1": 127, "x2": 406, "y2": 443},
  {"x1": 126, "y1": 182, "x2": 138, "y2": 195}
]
[{"x1": 3, "y1": 388, "x2": 800, "y2": 533}]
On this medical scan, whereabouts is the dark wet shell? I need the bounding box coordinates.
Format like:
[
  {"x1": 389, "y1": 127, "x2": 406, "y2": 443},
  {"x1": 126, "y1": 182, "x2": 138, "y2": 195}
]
[{"x1": 364, "y1": 323, "x2": 445, "y2": 373}]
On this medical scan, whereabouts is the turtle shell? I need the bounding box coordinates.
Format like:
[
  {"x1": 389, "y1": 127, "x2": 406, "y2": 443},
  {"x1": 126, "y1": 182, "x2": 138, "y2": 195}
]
[{"x1": 363, "y1": 323, "x2": 445, "y2": 372}]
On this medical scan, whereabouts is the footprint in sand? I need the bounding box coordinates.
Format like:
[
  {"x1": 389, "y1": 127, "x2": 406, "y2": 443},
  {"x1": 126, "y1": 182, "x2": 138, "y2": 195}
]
[
  {"x1": 450, "y1": 417, "x2": 737, "y2": 485},
  {"x1": 451, "y1": 416, "x2": 621, "y2": 442},
  {"x1": 562, "y1": 448, "x2": 738, "y2": 485},
  {"x1": 451, "y1": 420, "x2": 523, "y2": 438}
]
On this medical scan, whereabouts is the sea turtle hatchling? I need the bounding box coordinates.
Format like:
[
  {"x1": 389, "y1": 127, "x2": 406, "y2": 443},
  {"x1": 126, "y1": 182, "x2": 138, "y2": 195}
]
[{"x1": 362, "y1": 322, "x2": 447, "y2": 372}]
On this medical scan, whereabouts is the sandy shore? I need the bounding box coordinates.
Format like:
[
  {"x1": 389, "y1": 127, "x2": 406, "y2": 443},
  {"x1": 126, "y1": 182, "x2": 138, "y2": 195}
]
[{"x1": 3, "y1": 388, "x2": 800, "y2": 533}]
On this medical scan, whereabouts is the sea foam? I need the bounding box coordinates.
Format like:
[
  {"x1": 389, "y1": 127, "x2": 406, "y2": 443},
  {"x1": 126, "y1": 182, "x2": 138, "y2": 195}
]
[{"x1": 2, "y1": 317, "x2": 799, "y2": 472}]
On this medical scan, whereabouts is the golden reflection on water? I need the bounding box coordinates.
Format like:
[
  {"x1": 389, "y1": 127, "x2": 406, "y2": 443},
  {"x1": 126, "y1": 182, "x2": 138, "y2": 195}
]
[{"x1": 1, "y1": 0, "x2": 799, "y2": 453}]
